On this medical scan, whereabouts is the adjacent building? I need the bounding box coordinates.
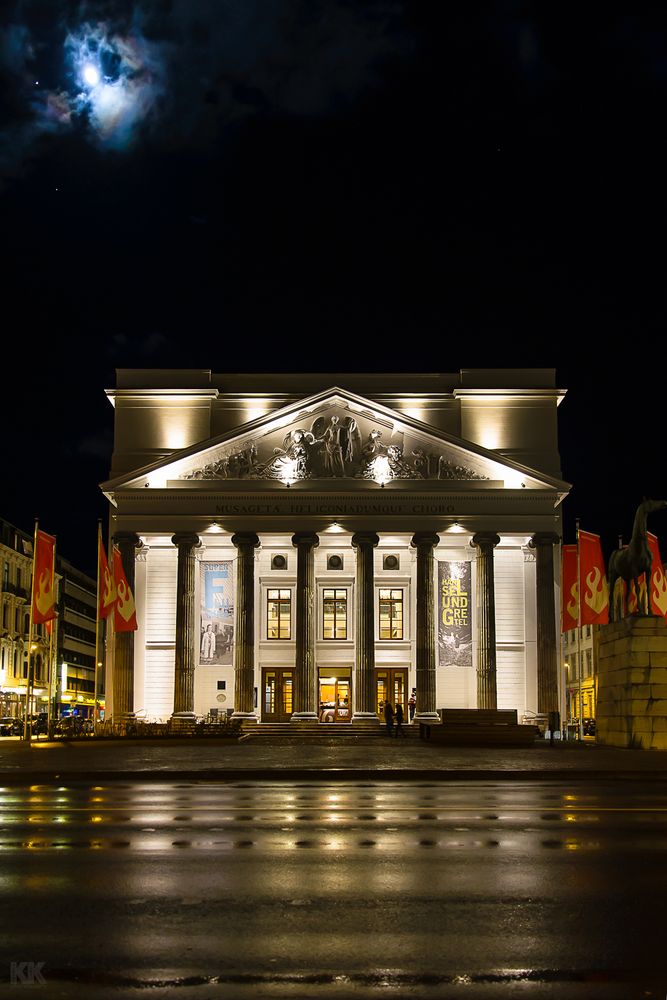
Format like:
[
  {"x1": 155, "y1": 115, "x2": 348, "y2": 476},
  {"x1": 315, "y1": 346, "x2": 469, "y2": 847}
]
[
  {"x1": 0, "y1": 516, "x2": 99, "y2": 723},
  {"x1": 55, "y1": 557, "x2": 101, "y2": 722},
  {"x1": 562, "y1": 624, "x2": 597, "y2": 726},
  {"x1": 101, "y1": 369, "x2": 570, "y2": 727}
]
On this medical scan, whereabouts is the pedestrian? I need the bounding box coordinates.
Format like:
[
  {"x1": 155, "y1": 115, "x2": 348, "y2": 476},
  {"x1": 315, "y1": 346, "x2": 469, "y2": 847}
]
[
  {"x1": 383, "y1": 701, "x2": 395, "y2": 737},
  {"x1": 395, "y1": 702, "x2": 406, "y2": 737},
  {"x1": 408, "y1": 690, "x2": 416, "y2": 722}
]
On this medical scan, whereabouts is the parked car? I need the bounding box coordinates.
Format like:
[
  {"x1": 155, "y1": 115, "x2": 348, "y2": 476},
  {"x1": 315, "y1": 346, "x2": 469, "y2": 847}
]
[
  {"x1": 55, "y1": 715, "x2": 93, "y2": 737},
  {"x1": 0, "y1": 717, "x2": 22, "y2": 736}
]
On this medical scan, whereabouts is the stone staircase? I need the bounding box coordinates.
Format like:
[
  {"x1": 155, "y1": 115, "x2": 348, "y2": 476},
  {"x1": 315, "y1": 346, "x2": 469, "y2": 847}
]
[{"x1": 239, "y1": 720, "x2": 420, "y2": 740}]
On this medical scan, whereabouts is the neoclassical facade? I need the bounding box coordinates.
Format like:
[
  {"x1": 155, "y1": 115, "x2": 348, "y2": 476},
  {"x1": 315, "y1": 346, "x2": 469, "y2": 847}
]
[{"x1": 101, "y1": 369, "x2": 569, "y2": 727}]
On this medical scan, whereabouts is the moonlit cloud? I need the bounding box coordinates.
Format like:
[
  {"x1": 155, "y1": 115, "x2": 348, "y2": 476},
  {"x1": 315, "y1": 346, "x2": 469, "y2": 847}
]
[
  {"x1": 62, "y1": 21, "x2": 165, "y2": 149},
  {"x1": 0, "y1": 0, "x2": 408, "y2": 173},
  {"x1": 0, "y1": 10, "x2": 166, "y2": 167}
]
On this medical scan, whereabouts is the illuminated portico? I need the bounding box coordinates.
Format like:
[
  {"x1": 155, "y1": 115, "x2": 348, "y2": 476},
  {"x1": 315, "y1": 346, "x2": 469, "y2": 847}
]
[{"x1": 101, "y1": 370, "x2": 570, "y2": 729}]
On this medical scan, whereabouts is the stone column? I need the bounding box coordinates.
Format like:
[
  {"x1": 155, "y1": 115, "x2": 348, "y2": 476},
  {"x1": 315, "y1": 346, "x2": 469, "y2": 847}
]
[
  {"x1": 112, "y1": 532, "x2": 142, "y2": 720},
  {"x1": 291, "y1": 531, "x2": 320, "y2": 721},
  {"x1": 171, "y1": 533, "x2": 201, "y2": 718},
  {"x1": 351, "y1": 532, "x2": 379, "y2": 720},
  {"x1": 529, "y1": 532, "x2": 560, "y2": 714},
  {"x1": 411, "y1": 532, "x2": 442, "y2": 723},
  {"x1": 231, "y1": 532, "x2": 260, "y2": 719},
  {"x1": 472, "y1": 532, "x2": 500, "y2": 709}
]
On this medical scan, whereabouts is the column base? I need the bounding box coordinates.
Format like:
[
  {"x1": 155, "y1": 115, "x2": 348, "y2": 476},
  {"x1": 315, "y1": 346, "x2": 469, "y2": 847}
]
[
  {"x1": 291, "y1": 712, "x2": 319, "y2": 723},
  {"x1": 414, "y1": 712, "x2": 442, "y2": 724},
  {"x1": 171, "y1": 711, "x2": 196, "y2": 720},
  {"x1": 352, "y1": 712, "x2": 379, "y2": 722},
  {"x1": 231, "y1": 712, "x2": 258, "y2": 723}
]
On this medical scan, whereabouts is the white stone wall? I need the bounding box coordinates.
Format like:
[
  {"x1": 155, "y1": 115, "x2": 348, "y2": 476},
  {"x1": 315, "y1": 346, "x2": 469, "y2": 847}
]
[{"x1": 141, "y1": 544, "x2": 177, "y2": 719}]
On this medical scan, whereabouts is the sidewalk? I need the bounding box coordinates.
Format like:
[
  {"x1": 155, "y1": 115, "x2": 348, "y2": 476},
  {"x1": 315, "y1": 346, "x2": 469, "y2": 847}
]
[{"x1": 1, "y1": 736, "x2": 666, "y2": 783}]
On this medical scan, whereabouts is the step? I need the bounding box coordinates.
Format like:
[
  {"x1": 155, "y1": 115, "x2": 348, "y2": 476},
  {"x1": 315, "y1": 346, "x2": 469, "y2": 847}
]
[{"x1": 240, "y1": 721, "x2": 420, "y2": 740}]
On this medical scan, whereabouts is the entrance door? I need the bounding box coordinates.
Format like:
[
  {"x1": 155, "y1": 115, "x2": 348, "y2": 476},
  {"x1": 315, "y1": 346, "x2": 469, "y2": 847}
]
[
  {"x1": 262, "y1": 669, "x2": 293, "y2": 722},
  {"x1": 318, "y1": 677, "x2": 351, "y2": 723},
  {"x1": 376, "y1": 669, "x2": 408, "y2": 719}
]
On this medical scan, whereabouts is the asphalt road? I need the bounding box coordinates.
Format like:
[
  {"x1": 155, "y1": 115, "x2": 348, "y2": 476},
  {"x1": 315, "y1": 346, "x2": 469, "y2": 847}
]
[{"x1": 1, "y1": 779, "x2": 667, "y2": 999}]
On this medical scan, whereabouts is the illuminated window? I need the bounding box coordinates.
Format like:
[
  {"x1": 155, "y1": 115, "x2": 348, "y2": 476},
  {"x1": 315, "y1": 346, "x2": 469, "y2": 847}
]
[
  {"x1": 323, "y1": 588, "x2": 347, "y2": 639},
  {"x1": 379, "y1": 588, "x2": 404, "y2": 640},
  {"x1": 264, "y1": 672, "x2": 276, "y2": 713},
  {"x1": 267, "y1": 589, "x2": 291, "y2": 640}
]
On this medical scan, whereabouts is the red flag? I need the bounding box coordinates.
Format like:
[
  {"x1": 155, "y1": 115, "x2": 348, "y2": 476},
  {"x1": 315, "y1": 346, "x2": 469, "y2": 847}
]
[
  {"x1": 32, "y1": 529, "x2": 57, "y2": 624},
  {"x1": 579, "y1": 530, "x2": 609, "y2": 626},
  {"x1": 98, "y1": 533, "x2": 116, "y2": 620},
  {"x1": 648, "y1": 533, "x2": 667, "y2": 619},
  {"x1": 561, "y1": 544, "x2": 578, "y2": 632},
  {"x1": 112, "y1": 546, "x2": 138, "y2": 632}
]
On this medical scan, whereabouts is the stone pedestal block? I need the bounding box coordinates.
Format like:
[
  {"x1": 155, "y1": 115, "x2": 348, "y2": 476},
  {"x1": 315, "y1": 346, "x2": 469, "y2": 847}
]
[{"x1": 597, "y1": 616, "x2": 667, "y2": 750}]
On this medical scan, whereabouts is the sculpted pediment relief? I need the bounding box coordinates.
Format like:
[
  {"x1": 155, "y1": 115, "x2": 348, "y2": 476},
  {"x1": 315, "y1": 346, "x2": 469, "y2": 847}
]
[{"x1": 180, "y1": 402, "x2": 488, "y2": 486}]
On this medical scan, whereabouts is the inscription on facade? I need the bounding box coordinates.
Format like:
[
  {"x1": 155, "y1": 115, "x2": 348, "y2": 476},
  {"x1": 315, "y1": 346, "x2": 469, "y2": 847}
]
[{"x1": 214, "y1": 502, "x2": 458, "y2": 516}]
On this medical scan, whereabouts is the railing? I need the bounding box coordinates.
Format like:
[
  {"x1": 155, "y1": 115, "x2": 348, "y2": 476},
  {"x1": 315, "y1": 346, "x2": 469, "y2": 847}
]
[{"x1": 90, "y1": 717, "x2": 243, "y2": 739}]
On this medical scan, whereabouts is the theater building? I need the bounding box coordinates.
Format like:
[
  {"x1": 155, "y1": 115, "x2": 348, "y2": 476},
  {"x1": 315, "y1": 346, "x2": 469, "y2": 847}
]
[{"x1": 101, "y1": 369, "x2": 569, "y2": 728}]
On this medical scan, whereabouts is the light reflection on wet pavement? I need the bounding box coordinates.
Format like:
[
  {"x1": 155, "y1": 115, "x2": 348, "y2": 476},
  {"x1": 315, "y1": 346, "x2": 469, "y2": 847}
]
[{"x1": 1, "y1": 779, "x2": 667, "y2": 997}]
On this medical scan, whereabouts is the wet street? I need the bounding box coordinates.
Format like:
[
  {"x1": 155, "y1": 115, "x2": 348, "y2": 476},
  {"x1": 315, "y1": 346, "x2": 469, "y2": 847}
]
[{"x1": 1, "y1": 779, "x2": 667, "y2": 998}]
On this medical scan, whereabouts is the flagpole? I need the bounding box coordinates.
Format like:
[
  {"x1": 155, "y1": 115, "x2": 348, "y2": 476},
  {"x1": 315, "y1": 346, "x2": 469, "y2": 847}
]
[
  {"x1": 48, "y1": 535, "x2": 57, "y2": 737},
  {"x1": 575, "y1": 517, "x2": 584, "y2": 742},
  {"x1": 560, "y1": 538, "x2": 567, "y2": 738},
  {"x1": 46, "y1": 615, "x2": 54, "y2": 737},
  {"x1": 94, "y1": 521, "x2": 102, "y2": 734},
  {"x1": 24, "y1": 519, "x2": 38, "y2": 745}
]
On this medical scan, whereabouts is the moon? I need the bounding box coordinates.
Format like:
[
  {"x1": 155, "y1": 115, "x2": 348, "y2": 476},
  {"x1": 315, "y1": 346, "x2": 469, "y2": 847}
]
[{"x1": 83, "y1": 64, "x2": 100, "y2": 87}]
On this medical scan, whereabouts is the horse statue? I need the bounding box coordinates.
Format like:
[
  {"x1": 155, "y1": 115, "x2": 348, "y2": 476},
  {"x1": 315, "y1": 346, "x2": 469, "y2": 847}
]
[{"x1": 608, "y1": 498, "x2": 667, "y2": 621}]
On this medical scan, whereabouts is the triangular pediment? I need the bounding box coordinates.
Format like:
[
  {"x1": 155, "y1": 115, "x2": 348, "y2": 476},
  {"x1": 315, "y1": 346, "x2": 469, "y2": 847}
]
[{"x1": 101, "y1": 386, "x2": 569, "y2": 494}]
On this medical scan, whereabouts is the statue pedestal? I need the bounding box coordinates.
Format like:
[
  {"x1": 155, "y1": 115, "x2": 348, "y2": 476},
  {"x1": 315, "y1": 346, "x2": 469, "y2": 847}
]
[{"x1": 597, "y1": 616, "x2": 667, "y2": 750}]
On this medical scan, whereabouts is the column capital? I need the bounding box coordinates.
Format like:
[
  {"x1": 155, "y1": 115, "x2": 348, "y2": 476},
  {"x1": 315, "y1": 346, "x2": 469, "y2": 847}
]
[
  {"x1": 351, "y1": 532, "x2": 380, "y2": 549},
  {"x1": 231, "y1": 532, "x2": 261, "y2": 550},
  {"x1": 472, "y1": 532, "x2": 500, "y2": 550},
  {"x1": 112, "y1": 532, "x2": 143, "y2": 550},
  {"x1": 171, "y1": 532, "x2": 202, "y2": 549},
  {"x1": 411, "y1": 531, "x2": 440, "y2": 550},
  {"x1": 291, "y1": 531, "x2": 320, "y2": 549},
  {"x1": 529, "y1": 532, "x2": 561, "y2": 548}
]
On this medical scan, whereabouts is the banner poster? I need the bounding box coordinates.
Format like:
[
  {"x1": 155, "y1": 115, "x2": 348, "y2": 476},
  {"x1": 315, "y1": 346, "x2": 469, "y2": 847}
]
[
  {"x1": 200, "y1": 561, "x2": 234, "y2": 664},
  {"x1": 438, "y1": 561, "x2": 473, "y2": 667}
]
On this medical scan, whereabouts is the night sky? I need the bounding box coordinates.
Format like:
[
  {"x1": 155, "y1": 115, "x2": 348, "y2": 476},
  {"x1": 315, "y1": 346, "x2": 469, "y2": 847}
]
[{"x1": 2, "y1": 3, "x2": 667, "y2": 578}]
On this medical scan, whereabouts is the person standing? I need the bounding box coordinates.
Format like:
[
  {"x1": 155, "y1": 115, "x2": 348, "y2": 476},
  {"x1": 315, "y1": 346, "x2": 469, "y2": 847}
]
[
  {"x1": 383, "y1": 701, "x2": 395, "y2": 737},
  {"x1": 408, "y1": 690, "x2": 416, "y2": 722},
  {"x1": 395, "y1": 702, "x2": 406, "y2": 737}
]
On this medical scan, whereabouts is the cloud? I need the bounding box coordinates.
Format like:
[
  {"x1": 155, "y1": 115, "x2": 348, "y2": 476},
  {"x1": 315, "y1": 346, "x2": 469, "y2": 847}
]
[{"x1": 0, "y1": 0, "x2": 410, "y2": 173}]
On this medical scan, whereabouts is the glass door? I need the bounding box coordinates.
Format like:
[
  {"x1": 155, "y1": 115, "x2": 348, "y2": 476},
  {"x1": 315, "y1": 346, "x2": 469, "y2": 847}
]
[
  {"x1": 376, "y1": 669, "x2": 408, "y2": 719},
  {"x1": 318, "y1": 675, "x2": 351, "y2": 722},
  {"x1": 262, "y1": 669, "x2": 293, "y2": 722}
]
